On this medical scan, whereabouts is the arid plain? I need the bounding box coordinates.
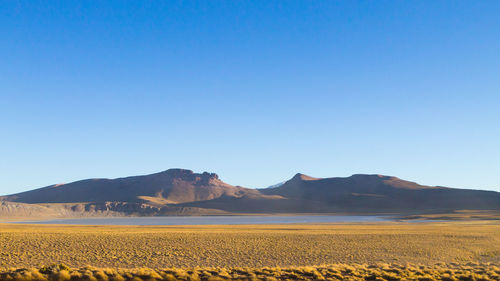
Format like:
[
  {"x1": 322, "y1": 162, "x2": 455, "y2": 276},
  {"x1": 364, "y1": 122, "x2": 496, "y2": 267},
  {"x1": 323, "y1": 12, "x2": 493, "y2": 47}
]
[
  {"x1": 1, "y1": 221, "x2": 499, "y2": 268},
  {"x1": 1, "y1": 221, "x2": 499, "y2": 280}
]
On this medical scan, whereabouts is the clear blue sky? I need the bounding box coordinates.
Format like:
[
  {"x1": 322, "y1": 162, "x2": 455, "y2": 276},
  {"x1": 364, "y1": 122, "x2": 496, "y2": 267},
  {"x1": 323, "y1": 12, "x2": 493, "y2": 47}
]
[{"x1": 1, "y1": 1, "x2": 499, "y2": 195}]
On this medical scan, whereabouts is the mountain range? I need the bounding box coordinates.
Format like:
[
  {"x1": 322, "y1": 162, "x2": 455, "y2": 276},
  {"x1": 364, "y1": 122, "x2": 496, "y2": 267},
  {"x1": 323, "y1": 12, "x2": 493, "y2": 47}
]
[{"x1": 1, "y1": 168, "x2": 499, "y2": 219}]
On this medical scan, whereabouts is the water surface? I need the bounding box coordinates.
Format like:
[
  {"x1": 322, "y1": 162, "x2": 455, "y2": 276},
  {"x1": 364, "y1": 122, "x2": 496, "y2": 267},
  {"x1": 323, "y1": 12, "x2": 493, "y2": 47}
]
[{"x1": 18, "y1": 215, "x2": 388, "y2": 225}]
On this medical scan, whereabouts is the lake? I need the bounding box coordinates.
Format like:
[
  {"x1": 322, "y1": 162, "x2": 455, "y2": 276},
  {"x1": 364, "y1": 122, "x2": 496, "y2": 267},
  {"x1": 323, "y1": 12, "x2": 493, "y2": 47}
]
[{"x1": 17, "y1": 215, "x2": 389, "y2": 225}]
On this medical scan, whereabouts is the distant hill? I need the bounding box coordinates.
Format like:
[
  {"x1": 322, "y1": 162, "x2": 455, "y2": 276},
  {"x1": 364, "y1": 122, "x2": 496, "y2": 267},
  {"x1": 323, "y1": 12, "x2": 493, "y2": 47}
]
[
  {"x1": 1, "y1": 169, "x2": 499, "y2": 218},
  {"x1": 260, "y1": 173, "x2": 500, "y2": 212},
  {"x1": 2, "y1": 169, "x2": 261, "y2": 204}
]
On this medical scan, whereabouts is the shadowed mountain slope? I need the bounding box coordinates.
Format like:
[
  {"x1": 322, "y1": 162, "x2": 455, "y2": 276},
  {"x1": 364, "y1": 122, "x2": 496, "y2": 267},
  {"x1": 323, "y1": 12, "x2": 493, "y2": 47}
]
[{"x1": 261, "y1": 173, "x2": 500, "y2": 212}]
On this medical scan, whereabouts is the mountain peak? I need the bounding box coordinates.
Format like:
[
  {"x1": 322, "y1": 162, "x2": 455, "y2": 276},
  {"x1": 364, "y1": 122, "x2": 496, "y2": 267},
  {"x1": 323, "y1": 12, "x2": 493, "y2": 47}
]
[
  {"x1": 160, "y1": 168, "x2": 194, "y2": 175},
  {"x1": 159, "y1": 169, "x2": 219, "y2": 180},
  {"x1": 350, "y1": 174, "x2": 395, "y2": 180},
  {"x1": 290, "y1": 173, "x2": 320, "y2": 181},
  {"x1": 348, "y1": 174, "x2": 426, "y2": 189}
]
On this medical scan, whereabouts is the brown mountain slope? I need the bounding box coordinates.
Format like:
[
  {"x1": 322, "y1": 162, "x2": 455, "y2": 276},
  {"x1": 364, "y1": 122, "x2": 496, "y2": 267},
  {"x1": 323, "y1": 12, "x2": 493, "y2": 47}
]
[
  {"x1": 1, "y1": 170, "x2": 499, "y2": 216},
  {"x1": 260, "y1": 173, "x2": 500, "y2": 212},
  {"x1": 2, "y1": 169, "x2": 260, "y2": 204}
]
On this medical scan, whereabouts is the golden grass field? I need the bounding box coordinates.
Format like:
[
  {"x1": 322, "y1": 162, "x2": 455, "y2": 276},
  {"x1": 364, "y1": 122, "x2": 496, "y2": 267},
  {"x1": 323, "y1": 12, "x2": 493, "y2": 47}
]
[
  {"x1": 0, "y1": 221, "x2": 499, "y2": 269},
  {"x1": 1, "y1": 262, "x2": 500, "y2": 281}
]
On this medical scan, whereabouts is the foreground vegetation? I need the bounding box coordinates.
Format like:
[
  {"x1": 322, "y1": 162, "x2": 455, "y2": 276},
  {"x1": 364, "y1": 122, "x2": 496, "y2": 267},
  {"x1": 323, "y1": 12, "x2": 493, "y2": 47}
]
[
  {"x1": 1, "y1": 263, "x2": 499, "y2": 281},
  {"x1": 0, "y1": 222, "x2": 499, "y2": 269}
]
